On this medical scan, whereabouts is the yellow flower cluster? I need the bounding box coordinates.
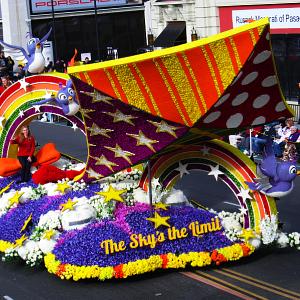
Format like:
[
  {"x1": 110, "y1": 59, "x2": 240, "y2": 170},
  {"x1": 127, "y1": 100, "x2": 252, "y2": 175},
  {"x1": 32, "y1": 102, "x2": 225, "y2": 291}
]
[
  {"x1": 44, "y1": 243, "x2": 253, "y2": 281},
  {"x1": 0, "y1": 240, "x2": 14, "y2": 252},
  {"x1": 218, "y1": 243, "x2": 255, "y2": 261}
]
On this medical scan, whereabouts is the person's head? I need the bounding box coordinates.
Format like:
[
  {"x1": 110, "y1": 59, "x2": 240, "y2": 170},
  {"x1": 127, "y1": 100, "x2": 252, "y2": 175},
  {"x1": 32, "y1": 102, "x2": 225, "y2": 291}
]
[
  {"x1": 285, "y1": 118, "x2": 294, "y2": 127},
  {"x1": 18, "y1": 64, "x2": 24, "y2": 70},
  {"x1": 0, "y1": 51, "x2": 4, "y2": 58},
  {"x1": 1, "y1": 76, "x2": 10, "y2": 87},
  {"x1": 7, "y1": 56, "x2": 12, "y2": 61},
  {"x1": 290, "y1": 126, "x2": 298, "y2": 133},
  {"x1": 19, "y1": 125, "x2": 31, "y2": 141},
  {"x1": 85, "y1": 57, "x2": 89, "y2": 62}
]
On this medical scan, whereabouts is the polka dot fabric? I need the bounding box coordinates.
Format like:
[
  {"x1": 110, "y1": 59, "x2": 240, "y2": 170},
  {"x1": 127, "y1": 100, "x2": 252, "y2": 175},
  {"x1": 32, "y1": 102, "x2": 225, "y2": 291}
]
[{"x1": 196, "y1": 26, "x2": 292, "y2": 130}]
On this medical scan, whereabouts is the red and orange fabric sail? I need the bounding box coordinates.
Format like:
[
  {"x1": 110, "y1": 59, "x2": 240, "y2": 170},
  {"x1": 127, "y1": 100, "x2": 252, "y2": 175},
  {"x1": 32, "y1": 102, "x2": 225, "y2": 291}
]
[{"x1": 68, "y1": 18, "x2": 293, "y2": 180}]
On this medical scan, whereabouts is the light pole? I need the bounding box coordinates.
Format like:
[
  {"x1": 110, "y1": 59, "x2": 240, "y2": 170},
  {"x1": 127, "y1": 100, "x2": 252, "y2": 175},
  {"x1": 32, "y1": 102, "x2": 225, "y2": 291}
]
[
  {"x1": 51, "y1": 0, "x2": 58, "y2": 61},
  {"x1": 93, "y1": 0, "x2": 101, "y2": 61}
]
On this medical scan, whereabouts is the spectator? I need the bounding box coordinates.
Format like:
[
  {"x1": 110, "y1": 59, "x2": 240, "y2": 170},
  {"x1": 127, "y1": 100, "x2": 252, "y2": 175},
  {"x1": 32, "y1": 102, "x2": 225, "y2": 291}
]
[
  {"x1": 282, "y1": 126, "x2": 300, "y2": 162},
  {"x1": 54, "y1": 59, "x2": 64, "y2": 72},
  {"x1": 6, "y1": 56, "x2": 14, "y2": 77},
  {"x1": 83, "y1": 57, "x2": 91, "y2": 64},
  {"x1": 1, "y1": 76, "x2": 12, "y2": 90},
  {"x1": 14, "y1": 64, "x2": 25, "y2": 80},
  {"x1": 273, "y1": 118, "x2": 294, "y2": 157},
  {"x1": 45, "y1": 61, "x2": 54, "y2": 72},
  {"x1": 0, "y1": 51, "x2": 8, "y2": 77}
]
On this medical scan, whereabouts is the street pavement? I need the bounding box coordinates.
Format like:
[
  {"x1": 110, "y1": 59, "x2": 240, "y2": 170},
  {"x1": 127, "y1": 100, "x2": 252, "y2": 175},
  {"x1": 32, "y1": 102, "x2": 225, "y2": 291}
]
[{"x1": 0, "y1": 121, "x2": 299, "y2": 299}]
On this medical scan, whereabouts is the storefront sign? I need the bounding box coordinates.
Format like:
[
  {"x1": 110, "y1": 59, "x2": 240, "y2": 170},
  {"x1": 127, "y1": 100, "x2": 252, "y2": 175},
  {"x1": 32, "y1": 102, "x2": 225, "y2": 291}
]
[
  {"x1": 30, "y1": 0, "x2": 142, "y2": 14},
  {"x1": 219, "y1": 4, "x2": 300, "y2": 34}
]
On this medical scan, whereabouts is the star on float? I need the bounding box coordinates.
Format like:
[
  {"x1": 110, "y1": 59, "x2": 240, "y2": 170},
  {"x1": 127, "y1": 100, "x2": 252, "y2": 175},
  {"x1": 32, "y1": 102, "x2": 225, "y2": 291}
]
[
  {"x1": 71, "y1": 122, "x2": 78, "y2": 131},
  {"x1": 104, "y1": 144, "x2": 135, "y2": 164},
  {"x1": 60, "y1": 198, "x2": 78, "y2": 212},
  {"x1": 127, "y1": 130, "x2": 158, "y2": 152},
  {"x1": 44, "y1": 90, "x2": 54, "y2": 99},
  {"x1": 19, "y1": 110, "x2": 25, "y2": 118},
  {"x1": 174, "y1": 161, "x2": 190, "y2": 178},
  {"x1": 208, "y1": 165, "x2": 223, "y2": 181},
  {"x1": 34, "y1": 105, "x2": 41, "y2": 112},
  {"x1": 237, "y1": 187, "x2": 252, "y2": 202},
  {"x1": 104, "y1": 109, "x2": 137, "y2": 126},
  {"x1": 80, "y1": 90, "x2": 114, "y2": 105},
  {"x1": 91, "y1": 154, "x2": 118, "y2": 171},
  {"x1": 8, "y1": 191, "x2": 24, "y2": 206},
  {"x1": 239, "y1": 228, "x2": 256, "y2": 242},
  {"x1": 19, "y1": 77, "x2": 30, "y2": 91},
  {"x1": 86, "y1": 167, "x2": 103, "y2": 181},
  {"x1": 151, "y1": 178, "x2": 161, "y2": 189},
  {"x1": 56, "y1": 182, "x2": 71, "y2": 194},
  {"x1": 239, "y1": 206, "x2": 248, "y2": 215},
  {"x1": 153, "y1": 202, "x2": 169, "y2": 211},
  {"x1": 43, "y1": 229, "x2": 55, "y2": 240},
  {"x1": 95, "y1": 185, "x2": 126, "y2": 203},
  {"x1": 88, "y1": 123, "x2": 113, "y2": 138},
  {"x1": 200, "y1": 145, "x2": 210, "y2": 156},
  {"x1": 146, "y1": 211, "x2": 170, "y2": 229},
  {"x1": 20, "y1": 213, "x2": 32, "y2": 233},
  {"x1": 80, "y1": 108, "x2": 95, "y2": 119},
  {"x1": 14, "y1": 234, "x2": 27, "y2": 248},
  {"x1": 0, "y1": 116, "x2": 6, "y2": 128},
  {"x1": 148, "y1": 120, "x2": 179, "y2": 138}
]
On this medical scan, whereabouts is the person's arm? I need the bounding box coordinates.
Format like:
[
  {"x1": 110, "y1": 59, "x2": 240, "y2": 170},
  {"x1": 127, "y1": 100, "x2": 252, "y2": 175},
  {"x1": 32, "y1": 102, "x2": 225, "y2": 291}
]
[
  {"x1": 29, "y1": 137, "x2": 35, "y2": 157},
  {"x1": 10, "y1": 136, "x2": 19, "y2": 144}
]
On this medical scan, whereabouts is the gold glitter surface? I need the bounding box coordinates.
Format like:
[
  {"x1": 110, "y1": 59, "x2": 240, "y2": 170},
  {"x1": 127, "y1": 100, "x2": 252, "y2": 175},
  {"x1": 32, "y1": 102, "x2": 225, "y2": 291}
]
[
  {"x1": 104, "y1": 68, "x2": 121, "y2": 100},
  {"x1": 154, "y1": 58, "x2": 189, "y2": 126},
  {"x1": 160, "y1": 55, "x2": 200, "y2": 124},
  {"x1": 249, "y1": 29, "x2": 257, "y2": 46},
  {"x1": 209, "y1": 39, "x2": 235, "y2": 90},
  {"x1": 83, "y1": 72, "x2": 93, "y2": 86},
  {"x1": 181, "y1": 52, "x2": 207, "y2": 114},
  {"x1": 229, "y1": 37, "x2": 242, "y2": 70},
  {"x1": 201, "y1": 46, "x2": 221, "y2": 97},
  {"x1": 132, "y1": 63, "x2": 161, "y2": 117},
  {"x1": 112, "y1": 64, "x2": 150, "y2": 112}
]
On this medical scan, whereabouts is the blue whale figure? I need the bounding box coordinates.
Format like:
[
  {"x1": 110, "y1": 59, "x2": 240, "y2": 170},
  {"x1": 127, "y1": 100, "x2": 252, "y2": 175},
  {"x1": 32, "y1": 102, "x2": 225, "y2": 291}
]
[
  {"x1": 245, "y1": 138, "x2": 299, "y2": 197},
  {"x1": 0, "y1": 29, "x2": 52, "y2": 74},
  {"x1": 33, "y1": 79, "x2": 80, "y2": 116}
]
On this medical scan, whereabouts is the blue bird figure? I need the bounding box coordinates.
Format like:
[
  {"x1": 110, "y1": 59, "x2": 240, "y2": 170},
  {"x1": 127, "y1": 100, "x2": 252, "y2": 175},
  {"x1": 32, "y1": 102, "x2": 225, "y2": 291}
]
[
  {"x1": 0, "y1": 28, "x2": 52, "y2": 74},
  {"x1": 245, "y1": 138, "x2": 300, "y2": 197},
  {"x1": 33, "y1": 79, "x2": 80, "y2": 116}
]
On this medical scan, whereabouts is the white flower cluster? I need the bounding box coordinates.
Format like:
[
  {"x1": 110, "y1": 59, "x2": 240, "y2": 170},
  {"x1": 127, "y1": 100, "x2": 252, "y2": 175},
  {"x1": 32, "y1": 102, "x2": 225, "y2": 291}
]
[
  {"x1": 0, "y1": 190, "x2": 17, "y2": 217},
  {"x1": 68, "y1": 179, "x2": 87, "y2": 192},
  {"x1": 27, "y1": 184, "x2": 47, "y2": 200},
  {"x1": 21, "y1": 241, "x2": 44, "y2": 267},
  {"x1": 277, "y1": 231, "x2": 300, "y2": 250},
  {"x1": 260, "y1": 214, "x2": 278, "y2": 245},
  {"x1": 88, "y1": 195, "x2": 115, "y2": 219}
]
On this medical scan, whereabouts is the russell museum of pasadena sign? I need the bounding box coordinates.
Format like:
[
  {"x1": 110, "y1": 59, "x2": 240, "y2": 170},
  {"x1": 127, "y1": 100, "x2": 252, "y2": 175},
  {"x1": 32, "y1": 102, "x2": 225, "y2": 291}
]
[{"x1": 100, "y1": 217, "x2": 222, "y2": 255}]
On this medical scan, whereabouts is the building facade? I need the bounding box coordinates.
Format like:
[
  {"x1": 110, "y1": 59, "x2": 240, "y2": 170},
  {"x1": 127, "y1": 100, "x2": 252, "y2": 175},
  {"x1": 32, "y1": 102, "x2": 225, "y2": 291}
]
[{"x1": 148, "y1": 0, "x2": 300, "y2": 101}]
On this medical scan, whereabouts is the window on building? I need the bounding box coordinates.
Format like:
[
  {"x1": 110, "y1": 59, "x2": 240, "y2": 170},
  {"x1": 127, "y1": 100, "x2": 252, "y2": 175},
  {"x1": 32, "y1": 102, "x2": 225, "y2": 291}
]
[{"x1": 272, "y1": 34, "x2": 300, "y2": 101}]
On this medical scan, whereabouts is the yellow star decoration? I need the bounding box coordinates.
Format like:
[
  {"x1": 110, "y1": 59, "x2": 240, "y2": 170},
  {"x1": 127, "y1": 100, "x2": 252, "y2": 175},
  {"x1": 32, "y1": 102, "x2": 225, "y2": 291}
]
[
  {"x1": 60, "y1": 198, "x2": 78, "y2": 212},
  {"x1": 146, "y1": 211, "x2": 171, "y2": 229},
  {"x1": 104, "y1": 144, "x2": 135, "y2": 164},
  {"x1": 91, "y1": 154, "x2": 118, "y2": 172},
  {"x1": 56, "y1": 182, "x2": 71, "y2": 194},
  {"x1": 20, "y1": 213, "x2": 32, "y2": 233},
  {"x1": 239, "y1": 228, "x2": 256, "y2": 242},
  {"x1": 79, "y1": 108, "x2": 95, "y2": 119},
  {"x1": 14, "y1": 234, "x2": 27, "y2": 248},
  {"x1": 153, "y1": 203, "x2": 169, "y2": 211},
  {"x1": 0, "y1": 180, "x2": 15, "y2": 196},
  {"x1": 127, "y1": 130, "x2": 158, "y2": 152},
  {"x1": 43, "y1": 229, "x2": 55, "y2": 240},
  {"x1": 95, "y1": 185, "x2": 126, "y2": 203},
  {"x1": 8, "y1": 191, "x2": 24, "y2": 207}
]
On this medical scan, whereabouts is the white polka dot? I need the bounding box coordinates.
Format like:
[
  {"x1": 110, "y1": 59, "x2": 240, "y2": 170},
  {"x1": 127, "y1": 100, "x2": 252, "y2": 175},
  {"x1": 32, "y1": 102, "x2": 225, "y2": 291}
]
[
  {"x1": 253, "y1": 50, "x2": 271, "y2": 64},
  {"x1": 232, "y1": 92, "x2": 249, "y2": 106},
  {"x1": 203, "y1": 111, "x2": 221, "y2": 123},
  {"x1": 252, "y1": 116, "x2": 266, "y2": 126},
  {"x1": 241, "y1": 72, "x2": 258, "y2": 85},
  {"x1": 275, "y1": 102, "x2": 286, "y2": 112},
  {"x1": 231, "y1": 71, "x2": 243, "y2": 85},
  {"x1": 266, "y1": 33, "x2": 270, "y2": 41},
  {"x1": 214, "y1": 93, "x2": 230, "y2": 107},
  {"x1": 253, "y1": 94, "x2": 270, "y2": 108},
  {"x1": 226, "y1": 113, "x2": 243, "y2": 128},
  {"x1": 261, "y1": 75, "x2": 277, "y2": 87}
]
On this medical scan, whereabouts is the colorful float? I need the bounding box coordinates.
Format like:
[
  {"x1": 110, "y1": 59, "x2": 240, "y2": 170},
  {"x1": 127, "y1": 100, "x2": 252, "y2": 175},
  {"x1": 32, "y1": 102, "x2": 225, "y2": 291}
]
[{"x1": 0, "y1": 18, "x2": 299, "y2": 281}]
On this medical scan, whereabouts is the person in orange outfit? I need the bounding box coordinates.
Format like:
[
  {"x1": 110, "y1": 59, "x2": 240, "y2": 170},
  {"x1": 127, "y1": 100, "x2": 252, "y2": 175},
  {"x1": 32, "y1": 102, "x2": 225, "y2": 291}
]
[{"x1": 10, "y1": 125, "x2": 36, "y2": 183}]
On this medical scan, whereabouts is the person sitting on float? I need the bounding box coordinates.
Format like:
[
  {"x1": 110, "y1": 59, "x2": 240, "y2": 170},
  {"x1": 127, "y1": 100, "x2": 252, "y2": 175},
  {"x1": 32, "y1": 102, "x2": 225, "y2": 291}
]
[{"x1": 10, "y1": 125, "x2": 36, "y2": 183}]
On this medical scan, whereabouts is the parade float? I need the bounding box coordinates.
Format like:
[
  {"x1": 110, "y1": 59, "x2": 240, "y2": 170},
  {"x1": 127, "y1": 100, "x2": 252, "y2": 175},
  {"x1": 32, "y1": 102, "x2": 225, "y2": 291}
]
[{"x1": 0, "y1": 18, "x2": 299, "y2": 281}]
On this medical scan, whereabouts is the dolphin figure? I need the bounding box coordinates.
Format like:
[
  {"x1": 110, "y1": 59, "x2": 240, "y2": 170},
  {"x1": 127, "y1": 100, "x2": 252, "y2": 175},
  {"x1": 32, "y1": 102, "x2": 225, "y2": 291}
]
[
  {"x1": 33, "y1": 80, "x2": 80, "y2": 116},
  {"x1": 245, "y1": 138, "x2": 299, "y2": 197},
  {"x1": 0, "y1": 28, "x2": 52, "y2": 74}
]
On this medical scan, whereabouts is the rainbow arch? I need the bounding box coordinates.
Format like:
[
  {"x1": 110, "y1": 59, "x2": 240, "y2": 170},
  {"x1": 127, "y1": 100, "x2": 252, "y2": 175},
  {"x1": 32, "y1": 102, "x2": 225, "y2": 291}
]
[
  {"x1": 139, "y1": 140, "x2": 277, "y2": 232},
  {"x1": 0, "y1": 74, "x2": 85, "y2": 158}
]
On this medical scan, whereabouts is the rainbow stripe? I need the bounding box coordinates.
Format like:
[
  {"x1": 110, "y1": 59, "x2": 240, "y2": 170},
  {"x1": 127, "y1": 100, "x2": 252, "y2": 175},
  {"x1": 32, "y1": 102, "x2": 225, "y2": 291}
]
[
  {"x1": 0, "y1": 74, "x2": 85, "y2": 158},
  {"x1": 139, "y1": 140, "x2": 277, "y2": 232}
]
